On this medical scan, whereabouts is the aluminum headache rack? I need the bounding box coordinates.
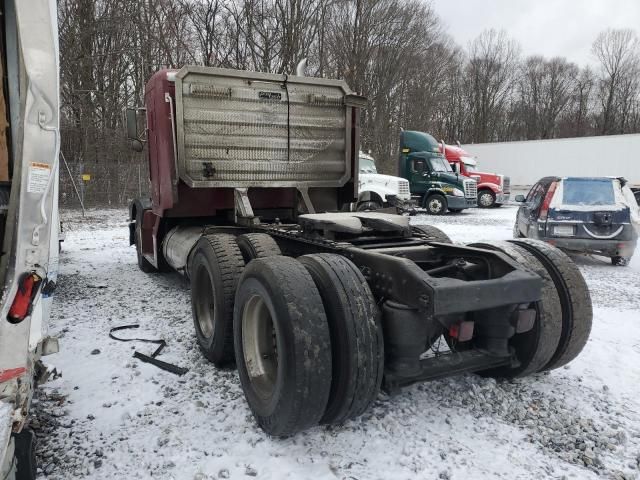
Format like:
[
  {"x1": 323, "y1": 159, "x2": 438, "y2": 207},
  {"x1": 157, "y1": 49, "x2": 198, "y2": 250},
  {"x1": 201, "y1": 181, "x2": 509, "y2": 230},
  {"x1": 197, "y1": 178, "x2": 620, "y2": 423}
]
[{"x1": 173, "y1": 66, "x2": 365, "y2": 189}]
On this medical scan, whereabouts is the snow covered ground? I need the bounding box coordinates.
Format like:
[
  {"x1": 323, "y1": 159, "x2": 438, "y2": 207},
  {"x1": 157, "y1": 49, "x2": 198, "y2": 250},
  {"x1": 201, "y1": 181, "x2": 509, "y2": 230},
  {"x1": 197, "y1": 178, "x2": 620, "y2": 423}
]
[{"x1": 33, "y1": 206, "x2": 640, "y2": 480}]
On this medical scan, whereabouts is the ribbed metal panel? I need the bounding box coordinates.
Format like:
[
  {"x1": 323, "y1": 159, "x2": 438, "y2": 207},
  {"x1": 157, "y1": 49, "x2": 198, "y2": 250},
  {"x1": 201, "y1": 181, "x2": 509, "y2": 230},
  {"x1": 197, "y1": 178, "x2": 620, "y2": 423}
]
[
  {"x1": 174, "y1": 66, "x2": 356, "y2": 188},
  {"x1": 464, "y1": 179, "x2": 477, "y2": 199},
  {"x1": 503, "y1": 176, "x2": 511, "y2": 193}
]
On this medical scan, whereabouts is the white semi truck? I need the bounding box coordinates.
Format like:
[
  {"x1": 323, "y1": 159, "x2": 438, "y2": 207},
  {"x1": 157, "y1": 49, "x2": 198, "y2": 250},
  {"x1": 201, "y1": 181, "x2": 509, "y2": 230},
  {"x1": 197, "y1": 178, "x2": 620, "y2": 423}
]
[
  {"x1": 357, "y1": 151, "x2": 411, "y2": 210},
  {"x1": 0, "y1": 1, "x2": 60, "y2": 478}
]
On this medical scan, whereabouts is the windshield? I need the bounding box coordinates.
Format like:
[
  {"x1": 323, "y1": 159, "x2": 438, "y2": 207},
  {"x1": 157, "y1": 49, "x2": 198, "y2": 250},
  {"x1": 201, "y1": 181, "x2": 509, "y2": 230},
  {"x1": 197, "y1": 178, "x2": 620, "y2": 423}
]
[
  {"x1": 359, "y1": 157, "x2": 377, "y2": 174},
  {"x1": 562, "y1": 178, "x2": 616, "y2": 206},
  {"x1": 429, "y1": 157, "x2": 453, "y2": 172},
  {"x1": 460, "y1": 156, "x2": 477, "y2": 172}
]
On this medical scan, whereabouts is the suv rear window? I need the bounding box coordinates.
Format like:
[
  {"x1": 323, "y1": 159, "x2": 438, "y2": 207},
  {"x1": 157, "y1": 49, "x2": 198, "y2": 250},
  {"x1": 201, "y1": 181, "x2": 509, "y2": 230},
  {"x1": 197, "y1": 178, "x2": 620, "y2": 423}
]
[{"x1": 562, "y1": 178, "x2": 615, "y2": 206}]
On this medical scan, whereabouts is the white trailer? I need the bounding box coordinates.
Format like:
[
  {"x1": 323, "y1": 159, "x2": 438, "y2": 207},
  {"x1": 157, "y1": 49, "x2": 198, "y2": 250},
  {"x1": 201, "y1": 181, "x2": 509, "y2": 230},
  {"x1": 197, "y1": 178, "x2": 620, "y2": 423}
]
[
  {"x1": 463, "y1": 134, "x2": 640, "y2": 187},
  {"x1": 0, "y1": 1, "x2": 60, "y2": 478}
]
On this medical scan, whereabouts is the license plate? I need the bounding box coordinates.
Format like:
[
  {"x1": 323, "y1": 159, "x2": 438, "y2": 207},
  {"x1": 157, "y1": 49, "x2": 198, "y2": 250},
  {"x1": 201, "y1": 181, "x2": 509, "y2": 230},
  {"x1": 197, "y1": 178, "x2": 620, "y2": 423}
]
[{"x1": 553, "y1": 225, "x2": 574, "y2": 236}]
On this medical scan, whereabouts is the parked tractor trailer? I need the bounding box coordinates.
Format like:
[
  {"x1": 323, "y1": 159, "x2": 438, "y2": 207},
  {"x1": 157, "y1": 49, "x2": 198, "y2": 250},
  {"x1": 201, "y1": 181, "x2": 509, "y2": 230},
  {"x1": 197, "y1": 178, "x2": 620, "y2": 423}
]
[
  {"x1": 442, "y1": 143, "x2": 511, "y2": 208},
  {"x1": 398, "y1": 131, "x2": 477, "y2": 214},
  {"x1": 127, "y1": 66, "x2": 593, "y2": 436}
]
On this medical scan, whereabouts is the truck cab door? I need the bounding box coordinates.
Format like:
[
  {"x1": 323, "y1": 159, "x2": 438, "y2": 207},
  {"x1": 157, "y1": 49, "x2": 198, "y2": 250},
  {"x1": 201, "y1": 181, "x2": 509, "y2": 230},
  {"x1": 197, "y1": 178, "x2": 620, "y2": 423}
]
[{"x1": 408, "y1": 156, "x2": 430, "y2": 194}]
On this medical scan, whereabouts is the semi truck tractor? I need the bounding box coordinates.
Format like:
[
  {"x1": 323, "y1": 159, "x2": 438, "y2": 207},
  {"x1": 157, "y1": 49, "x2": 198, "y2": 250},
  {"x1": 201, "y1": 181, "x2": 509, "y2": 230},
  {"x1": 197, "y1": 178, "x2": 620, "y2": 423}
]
[
  {"x1": 442, "y1": 143, "x2": 510, "y2": 208},
  {"x1": 127, "y1": 65, "x2": 592, "y2": 437},
  {"x1": 398, "y1": 131, "x2": 477, "y2": 214},
  {"x1": 357, "y1": 151, "x2": 411, "y2": 211},
  {"x1": 0, "y1": 1, "x2": 61, "y2": 478}
]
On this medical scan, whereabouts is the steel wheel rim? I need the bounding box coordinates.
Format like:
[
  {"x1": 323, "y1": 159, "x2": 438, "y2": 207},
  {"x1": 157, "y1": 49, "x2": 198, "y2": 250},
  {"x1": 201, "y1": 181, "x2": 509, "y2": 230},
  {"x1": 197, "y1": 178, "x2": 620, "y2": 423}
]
[
  {"x1": 479, "y1": 192, "x2": 493, "y2": 207},
  {"x1": 194, "y1": 265, "x2": 215, "y2": 339},
  {"x1": 242, "y1": 294, "x2": 278, "y2": 399},
  {"x1": 429, "y1": 198, "x2": 443, "y2": 213}
]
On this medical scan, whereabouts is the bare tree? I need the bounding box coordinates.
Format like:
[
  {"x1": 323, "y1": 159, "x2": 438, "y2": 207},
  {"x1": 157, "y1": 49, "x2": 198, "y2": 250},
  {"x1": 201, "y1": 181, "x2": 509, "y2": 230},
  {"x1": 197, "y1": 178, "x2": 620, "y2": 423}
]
[
  {"x1": 592, "y1": 28, "x2": 640, "y2": 134},
  {"x1": 464, "y1": 29, "x2": 520, "y2": 143},
  {"x1": 56, "y1": 1, "x2": 640, "y2": 203},
  {"x1": 516, "y1": 56, "x2": 578, "y2": 139}
]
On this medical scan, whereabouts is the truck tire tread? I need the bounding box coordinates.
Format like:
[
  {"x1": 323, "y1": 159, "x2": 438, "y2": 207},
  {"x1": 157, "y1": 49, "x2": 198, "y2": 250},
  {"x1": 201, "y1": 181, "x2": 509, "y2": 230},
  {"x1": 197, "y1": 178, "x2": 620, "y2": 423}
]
[
  {"x1": 509, "y1": 239, "x2": 592, "y2": 370},
  {"x1": 470, "y1": 241, "x2": 562, "y2": 377},
  {"x1": 236, "y1": 233, "x2": 281, "y2": 263},
  {"x1": 411, "y1": 225, "x2": 452, "y2": 243},
  {"x1": 13, "y1": 429, "x2": 36, "y2": 480},
  {"x1": 190, "y1": 233, "x2": 244, "y2": 365},
  {"x1": 299, "y1": 254, "x2": 383, "y2": 424},
  {"x1": 234, "y1": 256, "x2": 332, "y2": 436}
]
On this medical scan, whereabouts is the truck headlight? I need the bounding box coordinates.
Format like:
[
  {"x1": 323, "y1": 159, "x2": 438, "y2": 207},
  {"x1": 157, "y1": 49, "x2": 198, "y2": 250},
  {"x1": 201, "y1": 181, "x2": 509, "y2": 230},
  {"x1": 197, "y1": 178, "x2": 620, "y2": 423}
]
[{"x1": 452, "y1": 188, "x2": 464, "y2": 197}]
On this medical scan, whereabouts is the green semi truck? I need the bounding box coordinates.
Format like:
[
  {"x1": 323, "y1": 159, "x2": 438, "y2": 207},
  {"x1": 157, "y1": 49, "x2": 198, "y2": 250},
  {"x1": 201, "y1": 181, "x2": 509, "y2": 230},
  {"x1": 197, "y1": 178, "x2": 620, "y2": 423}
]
[{"x1": 398, "y1": 130, "x2": 477, "y2": 214}]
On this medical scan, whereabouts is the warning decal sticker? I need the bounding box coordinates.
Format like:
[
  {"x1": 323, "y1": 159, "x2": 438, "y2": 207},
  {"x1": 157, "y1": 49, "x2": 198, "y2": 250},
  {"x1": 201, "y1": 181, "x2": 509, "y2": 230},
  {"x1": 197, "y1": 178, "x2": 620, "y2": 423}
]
[{"x1": 27, "y1": 162, "x2": 51, "y2": 194}]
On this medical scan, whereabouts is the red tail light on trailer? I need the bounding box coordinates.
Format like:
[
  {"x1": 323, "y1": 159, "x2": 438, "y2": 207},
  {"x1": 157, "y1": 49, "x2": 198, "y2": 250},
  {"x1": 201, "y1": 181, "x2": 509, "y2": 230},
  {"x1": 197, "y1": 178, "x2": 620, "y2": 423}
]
[{"x1": 7, "y1": 273, "x2": 42, "y2": 324}]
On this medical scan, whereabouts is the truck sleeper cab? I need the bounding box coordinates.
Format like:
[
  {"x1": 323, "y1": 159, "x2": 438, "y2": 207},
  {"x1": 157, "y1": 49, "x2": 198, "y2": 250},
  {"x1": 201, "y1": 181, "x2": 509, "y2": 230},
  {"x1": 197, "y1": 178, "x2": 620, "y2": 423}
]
[
  {"x1": 127, "y1": 66, "x2": 593, "y2": 437},
  {"x1": 398, "y1": 131, "x2": 477, "y2": 214}
]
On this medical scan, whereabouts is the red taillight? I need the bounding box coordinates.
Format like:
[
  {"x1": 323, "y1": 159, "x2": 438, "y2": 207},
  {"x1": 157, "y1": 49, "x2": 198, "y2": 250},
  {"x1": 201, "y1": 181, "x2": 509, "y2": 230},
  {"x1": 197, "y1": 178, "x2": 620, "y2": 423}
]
[
  {"x1": 7, "y1": 273, "x2": 42, "y2": 324},
  {"x1": 448, "y1": 321, "x2": 474, "y2": 342},
  {"x1": 539, "y1": 181, "x2": 557, "y2": 221}
]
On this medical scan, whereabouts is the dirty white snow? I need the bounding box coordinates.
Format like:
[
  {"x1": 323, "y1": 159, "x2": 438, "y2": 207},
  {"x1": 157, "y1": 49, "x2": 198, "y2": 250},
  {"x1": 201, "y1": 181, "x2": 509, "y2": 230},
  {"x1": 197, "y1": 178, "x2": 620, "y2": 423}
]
[{"x1": 32, "y1": 206, "x2": 640, "y2": 480}]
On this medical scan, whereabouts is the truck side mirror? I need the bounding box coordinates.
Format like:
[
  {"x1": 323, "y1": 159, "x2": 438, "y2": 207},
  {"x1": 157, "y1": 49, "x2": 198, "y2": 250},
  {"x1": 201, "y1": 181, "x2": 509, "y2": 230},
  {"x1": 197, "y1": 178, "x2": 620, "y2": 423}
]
[
  {"x1": 515, "y1": 194, "x2": 525, "y2": 202},
  {"x1": 126, "y1": 108, "x2": 138, "y2": 140},
  {"x1": 126, "y1": 107, "x2": 146, "y2": 152}
]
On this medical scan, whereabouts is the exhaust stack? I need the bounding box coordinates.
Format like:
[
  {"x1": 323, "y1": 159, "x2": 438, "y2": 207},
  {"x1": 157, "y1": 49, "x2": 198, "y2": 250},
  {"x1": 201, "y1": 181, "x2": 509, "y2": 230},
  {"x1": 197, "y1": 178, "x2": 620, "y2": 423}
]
[{"x1": 296, "y1": 58, "x2": 308, "y2": 77}]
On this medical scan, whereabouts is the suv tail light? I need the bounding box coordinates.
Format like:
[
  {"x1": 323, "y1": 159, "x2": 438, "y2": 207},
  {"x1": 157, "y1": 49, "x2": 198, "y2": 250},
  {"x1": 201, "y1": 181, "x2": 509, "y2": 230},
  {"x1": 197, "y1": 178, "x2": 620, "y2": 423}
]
[{"x1": 539, "y1": 181, "x2": 557, "y2": 221}]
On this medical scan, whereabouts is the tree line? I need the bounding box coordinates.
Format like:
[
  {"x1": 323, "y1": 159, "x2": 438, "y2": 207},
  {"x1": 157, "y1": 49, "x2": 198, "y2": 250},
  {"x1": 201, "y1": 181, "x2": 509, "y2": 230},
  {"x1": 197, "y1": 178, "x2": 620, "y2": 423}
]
[{"x1": 58, "y1": 0, "x2": 640, "y2": 179}]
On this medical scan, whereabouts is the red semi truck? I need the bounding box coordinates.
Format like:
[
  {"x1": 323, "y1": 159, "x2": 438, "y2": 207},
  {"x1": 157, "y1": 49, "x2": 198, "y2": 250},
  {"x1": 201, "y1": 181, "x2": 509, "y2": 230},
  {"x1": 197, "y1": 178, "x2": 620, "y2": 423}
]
[
  {"x1": 442, "y1": 144, "x2": 510, "y2": 208},
  {"x1": 125, "y1": 65, "x2": 592, "y2": 437}
]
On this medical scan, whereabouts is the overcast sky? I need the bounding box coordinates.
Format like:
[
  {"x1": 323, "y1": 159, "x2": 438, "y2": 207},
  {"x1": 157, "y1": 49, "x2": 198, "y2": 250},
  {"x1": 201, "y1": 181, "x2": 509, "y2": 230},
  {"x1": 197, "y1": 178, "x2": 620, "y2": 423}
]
[{"x1": 430, "y1": 0, "x2": 640, "y2": 67}]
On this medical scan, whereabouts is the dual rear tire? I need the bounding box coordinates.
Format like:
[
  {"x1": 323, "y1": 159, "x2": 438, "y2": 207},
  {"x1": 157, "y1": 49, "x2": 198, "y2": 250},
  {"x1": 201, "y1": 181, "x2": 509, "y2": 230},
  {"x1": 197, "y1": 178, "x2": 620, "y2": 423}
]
[
  {"x1": 189, "y1": 233, "x2": 383, "y2": 436},
  {"x1": 469, "y1": 239, "x2": 592, "y2": 377},
  {"x1": 188, "y1": 233, "x2": 591, "y2": 434}
]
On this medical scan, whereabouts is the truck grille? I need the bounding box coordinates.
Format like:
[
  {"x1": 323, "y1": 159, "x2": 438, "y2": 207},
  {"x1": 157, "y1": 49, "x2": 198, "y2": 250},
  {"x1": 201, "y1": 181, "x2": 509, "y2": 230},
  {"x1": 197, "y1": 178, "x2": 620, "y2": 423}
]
[
  {"x1": 398, "y1": 180, "x2": 410, "y2": 196},
  {"x1": 464, "y1": 179, "x2": 477, "y2": 199},
  {"x1": 503, "y1": 176, "x2": 510, "y2": 193}
]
